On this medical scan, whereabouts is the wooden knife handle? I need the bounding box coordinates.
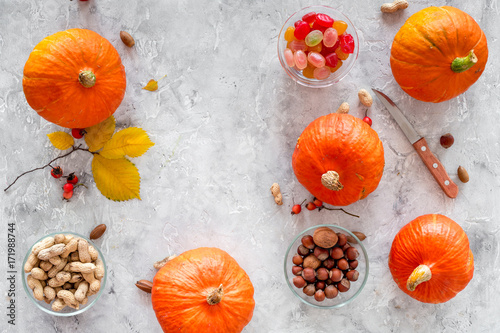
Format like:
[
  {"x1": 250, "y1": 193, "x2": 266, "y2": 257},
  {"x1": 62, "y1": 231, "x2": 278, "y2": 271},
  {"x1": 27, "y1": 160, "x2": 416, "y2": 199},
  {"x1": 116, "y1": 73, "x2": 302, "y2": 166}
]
[{"x1": 413, "y1": 138, "x2": 458, "y2": 198}]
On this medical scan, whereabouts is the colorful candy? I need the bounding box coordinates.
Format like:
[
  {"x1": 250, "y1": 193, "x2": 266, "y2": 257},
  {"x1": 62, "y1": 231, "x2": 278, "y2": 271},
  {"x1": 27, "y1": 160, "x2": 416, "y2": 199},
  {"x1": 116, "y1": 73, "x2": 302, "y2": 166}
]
[
  {"x1": 282, "y1": 11, "x2": 355, "y2": 81},
  {"x1": 305, "y1": 30, "x2": 323, "y2": 47}
]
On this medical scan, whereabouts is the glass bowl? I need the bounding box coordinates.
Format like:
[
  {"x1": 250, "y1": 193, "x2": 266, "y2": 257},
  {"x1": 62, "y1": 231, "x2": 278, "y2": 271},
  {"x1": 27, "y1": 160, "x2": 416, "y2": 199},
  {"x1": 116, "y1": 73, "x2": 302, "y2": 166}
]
[
  {"x1": 277, "y1": 6, "x2": 359, "y2": 88},
  {"x1": 22, "y1": 232, "x2": 107, "y2": 316},
  {"x1": 284, "y1": 224, "x2": 369, "y2": 309}
]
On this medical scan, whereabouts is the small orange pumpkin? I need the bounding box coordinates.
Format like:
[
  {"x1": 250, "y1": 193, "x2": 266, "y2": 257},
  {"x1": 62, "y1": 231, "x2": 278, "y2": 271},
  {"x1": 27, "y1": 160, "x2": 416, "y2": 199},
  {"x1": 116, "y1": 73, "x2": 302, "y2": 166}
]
[
  {"x1": 151, "y1": 247, "x2": 255, "y2": 333},
  {"x1": 23, "y1": 29, "x2": 126, "y2": 128},
  {"x1": 292, "y1": 113, "x2": 384, "y2": 206},
  {"x1": 390, "y1": 6, "x2": 488, "y2": 103},
  {"x1": 388, "y1": 214, "x2": 474, "y2": 303}
]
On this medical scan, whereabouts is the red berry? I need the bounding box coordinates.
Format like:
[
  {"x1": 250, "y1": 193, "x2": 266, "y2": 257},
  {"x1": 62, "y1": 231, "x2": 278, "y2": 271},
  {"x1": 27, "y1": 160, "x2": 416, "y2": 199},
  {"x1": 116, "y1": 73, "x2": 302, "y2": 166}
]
[
  {"x1": 291, "y1": 204, "x2": 302, "y2": 215},
  {"x1": 63, "y1": 190, "x2": 73, "y2": 200},
  {"x1": 363, "y1": 116, "x2": 372, "y2": 126},
  {"x1": 71, "y1": 128, "x2": 86, "y2": 139},
  {"x1": 51, "y1": 167, "x2": 63, "y2": 179},
  {"x1": 294, "y1": 21, "x2": 311, "y2": 40},
  {"x1": 306, "y1": 202, "x2": 316, "y2": 211},
  {"x1": 313, "y1": 198, "x2": 323, "y2": 207},
  {"x1": 301, "y1": 12, "x2": 317, "y2": 24},
  {"x1": 316, "y1": 13, "x2": 334, "y2": 27},
  {"x1": 67, "y1": 173, "x2": 78, "y2": 185},
  {"x1": 63, "y1": 183, "x2": 74, "y2": 193}
]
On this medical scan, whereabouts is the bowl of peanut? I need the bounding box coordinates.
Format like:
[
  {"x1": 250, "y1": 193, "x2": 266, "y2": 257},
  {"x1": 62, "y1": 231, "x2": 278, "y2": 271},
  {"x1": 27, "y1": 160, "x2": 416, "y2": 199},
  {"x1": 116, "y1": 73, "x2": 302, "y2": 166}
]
[
  {"x1": 284, "y1": 224, "x2": 368, "y2": 308},
  {"x1": 22, "y1": 232, "x2": 107, "y2": 316}
]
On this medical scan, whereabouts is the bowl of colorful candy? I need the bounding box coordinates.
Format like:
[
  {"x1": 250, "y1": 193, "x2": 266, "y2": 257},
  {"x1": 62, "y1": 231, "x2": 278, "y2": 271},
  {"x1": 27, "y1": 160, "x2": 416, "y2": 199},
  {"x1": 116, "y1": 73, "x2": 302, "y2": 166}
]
[{"x1": 278, "y1": 6, "x2": 359, "y2": 88}]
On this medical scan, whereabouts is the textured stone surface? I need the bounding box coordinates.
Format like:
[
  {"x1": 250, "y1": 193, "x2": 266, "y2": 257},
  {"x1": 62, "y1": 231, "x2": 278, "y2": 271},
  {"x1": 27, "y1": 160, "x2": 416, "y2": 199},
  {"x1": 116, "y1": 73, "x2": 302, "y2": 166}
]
[{"x1": 0, "y1": 0, "x2": 499, "y2": 332}]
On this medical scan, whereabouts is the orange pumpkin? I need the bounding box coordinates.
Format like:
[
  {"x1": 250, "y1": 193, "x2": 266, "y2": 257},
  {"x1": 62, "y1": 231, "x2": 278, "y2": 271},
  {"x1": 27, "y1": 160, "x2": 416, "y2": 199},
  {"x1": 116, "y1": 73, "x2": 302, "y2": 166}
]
[
  {"x1": 151, "y1": 247, "x2": 255, "y2": 333},
  {"x1": 388, "y1": 214, "x2": 474, "y2": 304},
  {"x1": 390, "y1": 6, "x2": 488, "y2": 103},
  {"x1": 23, "y1": 29, "x2": 126, "y2": 128},
  {"x1": 292, "y1": 113, "x2": 384, "y2": 206}
]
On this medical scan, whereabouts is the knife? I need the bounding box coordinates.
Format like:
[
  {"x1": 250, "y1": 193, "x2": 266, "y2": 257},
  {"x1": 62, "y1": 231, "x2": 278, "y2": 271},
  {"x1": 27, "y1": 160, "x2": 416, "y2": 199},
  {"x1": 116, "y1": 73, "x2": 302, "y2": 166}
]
[{"x1": 372, "y1": 89, "x2": 458, "y2": 198}]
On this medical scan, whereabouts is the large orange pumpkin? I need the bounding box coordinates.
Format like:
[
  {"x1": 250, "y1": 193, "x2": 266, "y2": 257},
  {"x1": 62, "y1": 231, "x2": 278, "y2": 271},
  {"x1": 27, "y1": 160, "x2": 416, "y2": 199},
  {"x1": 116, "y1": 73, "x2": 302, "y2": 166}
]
[
  {"x1": 390, "y1": 6, "x2": 488, "y2": 103},
  {"x1": 292, "y1": 113, "x2": 384, "y2": 206},
  {"x1": 23, "y1": 29, "x2": 126, "y2": 128},
  {"x1": 388, "y1": 214, "x2": 474, "y2": 304},
  {"x1": 151, "y1": 247, "x2": 255, "y2": 333}
]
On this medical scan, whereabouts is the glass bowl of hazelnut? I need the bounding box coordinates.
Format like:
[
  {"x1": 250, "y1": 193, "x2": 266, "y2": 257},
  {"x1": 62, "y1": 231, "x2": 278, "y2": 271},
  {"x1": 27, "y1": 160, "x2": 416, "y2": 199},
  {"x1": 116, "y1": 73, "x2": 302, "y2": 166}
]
[{"x1": 284, "y1": 224, "x2": 368, "y2": 308}]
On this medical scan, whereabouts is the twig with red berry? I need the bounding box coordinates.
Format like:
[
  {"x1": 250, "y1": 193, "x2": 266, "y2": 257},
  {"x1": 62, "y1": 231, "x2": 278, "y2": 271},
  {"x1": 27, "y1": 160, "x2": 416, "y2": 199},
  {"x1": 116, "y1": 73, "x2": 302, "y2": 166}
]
[
  {"x1": 292, "y1": 198, "x2": 359, "y2": 218},
  {"x1": 4, "y1": 145, "x2": 92, "y2": 192}
]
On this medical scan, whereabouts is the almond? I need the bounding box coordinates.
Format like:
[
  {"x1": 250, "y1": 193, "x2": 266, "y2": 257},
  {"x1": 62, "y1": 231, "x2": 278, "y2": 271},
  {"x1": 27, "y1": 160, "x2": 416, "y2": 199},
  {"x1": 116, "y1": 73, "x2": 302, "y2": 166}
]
[
  {"x1": 346, "y1": 231, "x2": 366, "y2": 244},
  {"x1": 457, "y1": 166, "x2": 469, "y2": 183},
  {"x1": 135, "y1": 280, "x2": 153, "y2": 293},
  {"x1": 120, "y1": 31, "x2": 135, "y2": 47},
  {"x1": 89, "y1": 224, "x2": 107, "y2": 240}
]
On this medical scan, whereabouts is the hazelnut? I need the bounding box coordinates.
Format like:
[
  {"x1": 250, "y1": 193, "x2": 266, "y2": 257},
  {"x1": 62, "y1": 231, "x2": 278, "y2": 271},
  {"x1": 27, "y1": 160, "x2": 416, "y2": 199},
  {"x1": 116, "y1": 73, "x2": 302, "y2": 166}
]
[
  {"x1": 303, "y1": 255, "x2": 321, "y2": 270},
  {"x1": 303, "y1": 284, "x2": 316, "y2": 296},
  {"x1": 330, "y1": 247, "x2": 344, "y2": 259},
  {"x1": 313, "y1": 227, "x2": 338, "y2": 248},
  {"x1": 325, "y1": 278, "x2": 334, "y2": 285},
  {"x1": 345, "y1": 247, "x2": 359, "y2": 261},
  {"x1": 301, "y1": 267, "x2": 317, "y2": 282},
  {"x1": 314, "y1": 289, "x2": 326, "y2": 302},
  {"x1": 337, "y1": 278, "x2": 350, "y2": 292},
  {"x1": 349, "y1": 260, "x2": 359, "y2": 270},
  {"x1": 293, "y1": 276, "x2": 306, "y2": 288},
  {"x1": 342, "y1": 243, "x2": 351, "y2": 252},
  {"x1": 291, "y1": 266, "x2": 303, "y2": 276},
  {"x1": 301, "y1": 235, "x2": 315, "y2": 249},
  {"x1": 336, "y1": 233, "x2": 347, "y2": 247},
  {"x1": 322, "y1": 258, "x2": 336, "y2": 270},
  {"x1": 297, "y1": 245, "x2": 310, "y2": 256},
  {"x1": 292, "y1": 255, "x2": 304, "y2": 265},
  {"x1": 440, "y1": 133, "x2": 454, "y2": 149},
  {"x1": 346, "y1": 270, "x2": 359, "y2": 281},
  {"x1": 314, "y1": 247, "x2": 329, "y2": 261},
  {"x1": 324, "y1": 285, "x2": 339, "y2": 299},
  {"x1": 315, "y1": 281, "x2": 326, "y2": 290},
  {"x1": 316, "y1": 267, "x2": 329, "y2": 281},
  {"x1": 337, "y1": 258, "x2": 349, "y2": 271},
  {"x1": 329, "y1": 268, "x2": 342, "y2": 282}
]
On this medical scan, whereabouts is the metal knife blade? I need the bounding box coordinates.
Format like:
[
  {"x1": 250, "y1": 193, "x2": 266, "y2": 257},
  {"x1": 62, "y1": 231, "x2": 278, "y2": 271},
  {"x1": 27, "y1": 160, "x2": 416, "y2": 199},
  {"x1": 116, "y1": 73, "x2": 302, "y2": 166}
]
[
  {"x1": 372, "y1": 88, "x2": 459, "y2": 199},
  {"x1": 372, "y1": 89, "x2": 421, "y2": 144}
]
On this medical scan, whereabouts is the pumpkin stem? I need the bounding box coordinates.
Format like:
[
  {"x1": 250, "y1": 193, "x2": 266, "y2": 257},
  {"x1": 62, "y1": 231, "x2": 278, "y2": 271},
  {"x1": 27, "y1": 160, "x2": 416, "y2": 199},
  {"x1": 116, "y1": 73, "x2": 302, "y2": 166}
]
[
  {"x1": 79, "y1": 70, "x2": 96, "y2": 88},
  {"x1": 206, "y1": 284, "x2": 224, "y2": 305},
  {"x1": 321, "y1": 171, "x2": 344, "y2": 191},
  {"x1": 451, "y1": 50, "x2": 478, "y2": 73},
  {"x1": 406, "y1": 264, "x2": 432, "y2": 291}
]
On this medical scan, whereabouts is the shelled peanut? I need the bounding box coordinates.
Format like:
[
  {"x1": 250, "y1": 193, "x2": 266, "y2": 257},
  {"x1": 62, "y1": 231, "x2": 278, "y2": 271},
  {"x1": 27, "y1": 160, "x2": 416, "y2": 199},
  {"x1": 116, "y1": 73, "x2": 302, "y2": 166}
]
[
  {"x1": 24, "y1": 234, "x2": 104, "y2": 311},
  {"x1": 291, "y1": 227, "x2": 363, "y2": 302}
]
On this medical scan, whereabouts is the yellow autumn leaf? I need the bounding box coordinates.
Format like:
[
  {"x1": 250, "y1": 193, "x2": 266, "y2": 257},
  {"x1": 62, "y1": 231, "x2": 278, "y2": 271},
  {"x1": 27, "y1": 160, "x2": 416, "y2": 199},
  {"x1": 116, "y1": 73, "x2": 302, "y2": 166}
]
[
  {"x1": 47, "y1": 131, "x2": 74, "y2": 150},
  {"x1": 142, "y1": 79, "x2": 158, "y2": 91},
  {"x1": 99, "y1": 127, "x2": 154, "y2": 159},
  {"x1": 85, "y1": 116, "x2": 116, "y2": 152},
  {"x1": 92, "y1": 154, "x2": 141, "y2": 201}
]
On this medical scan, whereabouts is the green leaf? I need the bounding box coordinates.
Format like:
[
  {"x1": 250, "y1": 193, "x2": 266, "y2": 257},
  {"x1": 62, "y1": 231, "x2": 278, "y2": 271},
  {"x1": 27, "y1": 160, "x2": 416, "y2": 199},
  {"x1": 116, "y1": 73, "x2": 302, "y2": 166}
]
[
  {"x1": 99, "y1": 127, "x2": 154, "y2": 159},
  {"x1": 92, "y1": 154, "x2": 141, "y2": 201}
]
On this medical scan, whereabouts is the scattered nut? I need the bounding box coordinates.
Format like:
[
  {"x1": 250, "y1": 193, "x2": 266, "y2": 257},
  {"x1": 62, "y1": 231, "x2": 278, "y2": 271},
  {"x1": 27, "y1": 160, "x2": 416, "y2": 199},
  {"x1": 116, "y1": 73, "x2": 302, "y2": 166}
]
[
  {"x1": 89, "y1": 224, "x2": 107, "y2": 240},
  {"x1": 358, "y1": 89, "x2": 373, "y2": 107},
  {"x1": 120, "y1": 31, "x2": 135, "y2": 47},
  {"x1": 381, "y1": 0, "x2": 409, "y2": 13},
  {"x1": 336, "y1": 102, "x2": 350, "y2": 114},
  {"x1": 153, "y1": 255, "x2": 177, "y2": 270},
  {"x1": 346, "y1": 231, "x2": 367, "y2": 244},
  {"x1": 457, "y1": 166, "x2": 469, "y2": 183},
  {"x1": 135, "y1": 280, "x2": 153, "y2": 293},
  {"x1": 270, "y1": 183, "x2": 283, "y2": 205},
  {"x1": 440, "y1": 133, "x2": 455, "y2": 149}
]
